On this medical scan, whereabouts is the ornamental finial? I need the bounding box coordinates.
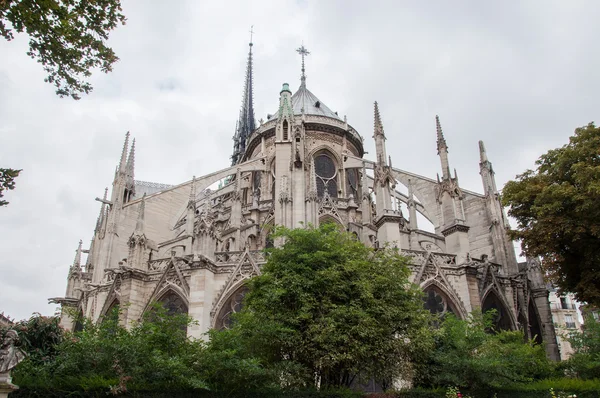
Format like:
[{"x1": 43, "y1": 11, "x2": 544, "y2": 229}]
[{"x1": 296, "y1": 44, "x2": 310, "y2": 88}]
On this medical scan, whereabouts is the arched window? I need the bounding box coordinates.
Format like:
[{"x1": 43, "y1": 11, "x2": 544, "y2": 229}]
[
  {"x1": 346, "y1": 168, "x2": 358, "y2": 199},
  {"x1": 282, "y1": 120, "x2": 289, "y2": 141},
  {"x1": 315, "y1": 153, "x2": 338, "y2": 198},
  {"x1": 528, "y1": 300, "x2": 543, "y2": 344},
  {"x1": 423, "y1": 286, "x2": 456, "y2": 317},
  {"x1": 216, "y1": 286, "x2": 249, "y2": 330},
  {"x1": 102, "y1": 299, "x2": 120, "y2": 324},
  {"x1": 158, "y1": 290, "x2": 188, "y2": 316},
  {"x1": 482, "y1": 291, "x2": 513, "y2": 332}
]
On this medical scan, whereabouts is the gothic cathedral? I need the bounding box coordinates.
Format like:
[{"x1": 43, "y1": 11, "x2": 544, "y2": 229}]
[{"x1": 51, "y1": 42, "x2": 560, "y2": 360}]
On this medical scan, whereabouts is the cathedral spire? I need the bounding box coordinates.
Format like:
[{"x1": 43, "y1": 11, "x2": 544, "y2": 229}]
[
  {"x1": 231, "y1": 32, "x2": 256, "y2": 165},
  {"x1": 72, "y1": 239, "x2": 83, "y2": 270},
  {"x1": 435, "y1": 115, "x2": 451, "y2": 180},
  {"x1": 479, "y1": 140, "x2": 488, "y2": 163},
  {"x1": 373, "y1": 102, "x2": 387, "y2": 166},
  {"x1": 95, "y1": 187, "x2": 108, "y2": 232},
  {"x1": 296, "y1": 44, "x2": 310, "y2": 88},
  {"x1": 188, "y1": 176, "x2": 196, "y2": 208},
  {"x1": 126, "y1": 138, "x2": 135, "y2": 181},
  {"x1": 118, "y1": 132, "x2": 130, "y2": 174}
]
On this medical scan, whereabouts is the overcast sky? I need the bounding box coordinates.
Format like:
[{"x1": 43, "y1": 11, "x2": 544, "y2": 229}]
[{"x1": 1, "y1": 0, "x2": 599, "y2": 321}]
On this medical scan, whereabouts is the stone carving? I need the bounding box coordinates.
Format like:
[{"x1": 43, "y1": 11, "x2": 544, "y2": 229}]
[{"x1": 0, "y1": 330, "x2": 25, "y2": 389}]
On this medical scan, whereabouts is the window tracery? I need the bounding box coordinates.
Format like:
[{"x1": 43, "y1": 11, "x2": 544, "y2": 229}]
[
  {"x1": 315, "y1": 153, "x2": 337, "y2": 198},
  {"x1": 216, "y1": 286, "x2": 249, "y2": 330},
  {"x1": 423, "y1": 287, "x2": 455, "y2": 317}
]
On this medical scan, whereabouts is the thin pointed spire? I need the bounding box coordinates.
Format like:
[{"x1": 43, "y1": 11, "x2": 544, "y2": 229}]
[
  {"x1": 435, "y1": 115, "x2": 451, "y2": 180},
  {"x1": 436, "y1": 115, "x2": 447, "y2": 150},
  {"x1": 73, "y1": 239, "x2": 83, "y2": 269},
  {"x1": 374, "y1": 101, "x2": 384, "y2": 135},
  {"x1": 126, "y1": 138, "x2": 135, "y2": 180},
  {"x1": 188, "y1": 176, "x2": 196, "y2": 205},
  {"x1": 119, "y1": 131, "x2": 130, "y2": 174},
  {"x1": 231, "y1": 34, "x2": 256, "y2": 165},
  {"x1": 135, "y1": 194, "x2": 146, "y2": 234},
  {"x1": 479, "y1": 140, "x2": 488, "y2": 162},
  {"x1": 95, "y1": 187, "x2": 109, "y2": 232},
  {"x1": 296, "y1": 44, "x2": 310, "y2": 88}
]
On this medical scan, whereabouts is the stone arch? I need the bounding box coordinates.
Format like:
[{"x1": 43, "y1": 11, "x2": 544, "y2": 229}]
[
  {"x1": 481, "y1": 288, "x2": 516, "y2": 331},
  {"x1": 247, "y1": 234, "x2": 258, "y2": 250},
  {"x1": 156, "y1": 289, "x2": 189, "y2": 315},
  {"x1": 306, "y1": 144, "x2": 343, "y2": 168},
  {"x1": 145, "y1": 281, "x2": 189, "y2": 315},
  {"x1": 319, "y1": 214, "x2": 344, "y2": 228},
  {"x1": 421, "y1": 280, "x2": 466, "y2": 320},
  {"x1": 101, "y1": 298, "x2": 120, "y2": 321},
  {"x1": 312, "y1": 150, "x2": 339, "y2": 198},
  {"x1": 73, "y1": 308, "x2": 85, "y2": 332},
  {"x1": 213, "y1": 283, "x2": 249, "y2": 330}
]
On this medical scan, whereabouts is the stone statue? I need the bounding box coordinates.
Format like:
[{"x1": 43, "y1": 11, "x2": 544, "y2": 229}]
[{"x1": 0, "y1": 330, "x2": 25, "y2": 396}]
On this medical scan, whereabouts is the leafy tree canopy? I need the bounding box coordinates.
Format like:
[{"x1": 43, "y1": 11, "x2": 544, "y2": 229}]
[
  {"x1": 0, "y1": 168, "x2": 21, "y2": 207},
  {"x1": 565, "y1": 313, "x2": 600, "y2": 379},
  {"x1": 218, "y1": 224, "x2": 433, "y2": 390},
  {"x1": 416, "y1": 311, "x2": 552, "y2": 390},
  {"x1": 502, "y1": 123, "x2": 600, "y2": 306},
  {"x1": 0, "y1": 0, "x2": 126, "y2": 99}
]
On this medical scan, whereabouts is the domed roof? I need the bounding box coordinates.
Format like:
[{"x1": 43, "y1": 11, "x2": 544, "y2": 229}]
[{"x1": 269, "y1": 83, "x2": 341, "y2": 120}]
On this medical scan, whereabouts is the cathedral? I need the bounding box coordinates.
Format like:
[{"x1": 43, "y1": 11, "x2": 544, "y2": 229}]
[{"x1": 51, "y1": 41, "x2": 560, "y2": 360}]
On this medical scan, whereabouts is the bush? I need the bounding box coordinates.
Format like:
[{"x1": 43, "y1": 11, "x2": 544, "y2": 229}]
[
  {"x1": 12, "y1": 304, "x2": 207, "y2": 394},
  {"x1": 415, "y1": 311, "x2": 553, "y2": 390}
]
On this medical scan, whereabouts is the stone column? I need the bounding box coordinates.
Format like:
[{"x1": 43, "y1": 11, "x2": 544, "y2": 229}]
[{"x1": 532, "y1": 288, "x2": 561, "y2": 361}]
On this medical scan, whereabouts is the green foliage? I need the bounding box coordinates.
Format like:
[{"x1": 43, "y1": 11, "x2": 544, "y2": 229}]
[
  {"x1": 217, "y1": 224, "x2": 433, "y2": 390},
  {"x1": 0, "y1": 168, "x2": 21, "y2": 207},
  {"x1": 563, "y1": 314, "x2": 600, "y2": 379},
  {"x1": 12, "y1": 304, "x2": 207, "y2": 393},
  {"x1": 0, "y1": 313, "x2": 64, "y2": 364},
  {"x1": 502, "y1": 123, "x2": 600, "y2": 306},
  {"x1": 0, "y1": 0, "x2": 126, "y2": 99},
  {"x1": 416, "y1": 311, "x2": 552, "y2": 390}
]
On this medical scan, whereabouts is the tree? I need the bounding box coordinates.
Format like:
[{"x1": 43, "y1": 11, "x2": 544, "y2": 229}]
[
  {"x1": 11, "y1": 304, "x2": 207, "y2": 394},
  {"x1": 0, "y1": 168, "x2": 21, "y2": 207},
  {"x1": 224, "y1": 224, "x2": 432, "y2": 390},
  {"x1": 416, "y1": 311, "x2": 552, "y2": 390},
  {"x1": 565, "y1": 313, "x2": 600, "y2": 379},
  {"x1": 0, "y1": 313, "x2": 64, "y2": 364},
  {"x1": 1, "y1": 0, "x2": 126, "y2": 99},
  {"x1": 502, "y1": 123, "x2": 600, "y2": 306}
]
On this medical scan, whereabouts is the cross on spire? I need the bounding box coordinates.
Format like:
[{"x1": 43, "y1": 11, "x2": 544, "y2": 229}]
[
  {"x1": 296, "y1": 44, "x2": 310, "y2": 87},
  {"x1": 249, "y1": 25, "x2": 254, "y2": 46}
]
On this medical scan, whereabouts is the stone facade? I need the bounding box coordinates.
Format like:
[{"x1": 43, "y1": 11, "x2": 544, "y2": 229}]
[
  {"x1": 548, "y1": 289, "x2": 583, "y2": 360},
  {"x1": 51, "y1": 44, "x2": 560, "y2": 361}
]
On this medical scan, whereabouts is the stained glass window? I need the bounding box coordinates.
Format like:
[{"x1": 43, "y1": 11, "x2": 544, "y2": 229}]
[
  {"x1": 159, "y1": 291, "x2": 188, "y2": 315},
  {"x1": 216, "y1": 287, "x2": 249, "y2": 330},
  {"x1": 315, "y1": 154, "x2": 337, "y2": 198},
  {"x1": 423, "y1": 288, "x2": 455, "y2": 316}
]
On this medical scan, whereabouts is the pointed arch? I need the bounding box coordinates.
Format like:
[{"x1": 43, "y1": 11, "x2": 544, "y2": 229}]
[
  {"x1": 213, "y1": 283, "x2": 249, "y2": 330},
  {"x1": 481, "y1": 288, "x2": 516, "y2": 331},
  {"x1": 101, "y1": 298, "x2": 120, "y2": 322},
  {"x1": 421, "y1": 280, "x2": 466, "y2": 320},
  {"x1": 527, "y1": 298, "x2": 543, "y2": 344},
  {"x1": 319, "y1": 214, "x2": 344, "y2": 228},
  {"x1": 144, "y1": 282, "x2": 189, "y2": 316},
  {"x1": 156, "y1": 289, "x2": 189, "y2": 315}
]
